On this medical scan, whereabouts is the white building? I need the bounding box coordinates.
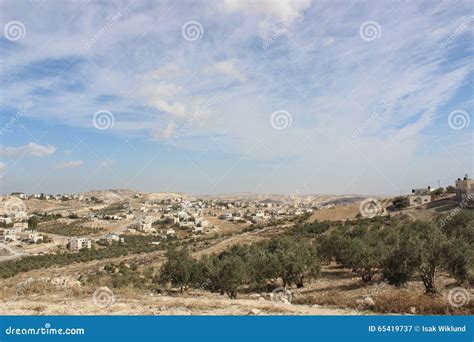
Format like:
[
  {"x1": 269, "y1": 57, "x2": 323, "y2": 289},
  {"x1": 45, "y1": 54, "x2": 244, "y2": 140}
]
[
  {"x1": 20, "y1": 231, "x2": 43, "y2": 243},
  {"x1": 0, "y1": 217, "x2": 12, "y2": 225},
  {"x1": 104, "y1": 232, "x2": 123, "y2": 243},
  {"x1": 408, "y1": 195, "x2": 431, "y2": 207},
  {"x1": 69, "y1": 237, "x2": 91, "y2": 251},
  {"x1": 0, "y1": 227, "x2": 21, "y2": 242},
  {"x1": 137, "y1": 216, "x2": 157, "y2": 232},
  {"x1": 197, "y1": 219, "x2": 209, "y2": 228}
]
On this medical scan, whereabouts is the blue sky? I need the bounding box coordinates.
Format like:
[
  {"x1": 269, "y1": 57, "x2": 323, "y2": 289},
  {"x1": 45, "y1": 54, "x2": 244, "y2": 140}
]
[{"x1": 0, "y1": 0, "x2": 472, "y2": 196}]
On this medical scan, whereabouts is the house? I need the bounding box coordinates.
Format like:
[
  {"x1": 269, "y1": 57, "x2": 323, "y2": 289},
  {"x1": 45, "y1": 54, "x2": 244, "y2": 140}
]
[
  {"x1": 8, "y1": 225, "x2": 23, "y2": 235},
  {"x1": 68, "y1": 237, "x2": 91, "y2": 251},
  {"x1": 178, "y1": 211, "x2": 189, "y2": 221},
  {"x1": 179, "y1": 221, "x2": 194, "y2": 229},
  {"x1": 408, "y1": 195, "x2": 431, "y2": 207},
  {"x1": 196, "y1": 219, "x2": 209, "y2": 228},
  {"x1": 103, "y1": 214, "x2": 122, "y2": 220},
  {"x1": 0, "y1": 217, "x2": 12, "y2": 225},
  {"x1": 138, "y1": 221, "x2": 153, "y2": 232},
  {"x1": 122, "y1": 213, "x2": 134, "y2": 220},
  {"x1": 20, "y1": 231, "x2": 43, "y2": 243},
  {"x1": 137, "y1": 216, "x2": 157, "y2": 232},
  {"x1": 251, "y1": 215, "x2": 265, "y2": 224},
  {"x1": 103, "y1": 233, "x2": 124, "y2": 243},
  {"x1": 0, "y1": 227, "x2": 21, "y2": 242},
  {"x1": 407, "y1": 186, "x2": 433, "y2": 207},
  {"x1": 455, "y1": 175, "x2": 474, "y2": 208},
  {"x1": 13, "y1": 192, "x2": 26, "y2": 199}
]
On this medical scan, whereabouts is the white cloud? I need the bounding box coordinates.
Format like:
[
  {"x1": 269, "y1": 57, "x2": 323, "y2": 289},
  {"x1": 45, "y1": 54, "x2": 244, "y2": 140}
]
[
  {"x1": 55, "y1": 160, "x2": 83, "y2": 170},
  {"x1": 139, "y1": 82, "x2": 187, "y2": 117},
  {"x1": 0, "y1": 143, "x2": 56, "y2": 157},
  {"x1": 143, "y1": 63, "x2": 183, "y2": 80},
  {"x1": 221, "y1": 0, "x2": 311, "y2": 22},
  {"x1": 205, "y1": 59, "x2": 247, "y2": 82},
  {"x1": 152, "y1": 121, "x2": 177, "y2": 140},
  {"x1": 221, "y1": 0, "x2": 311, "y2": 37}
]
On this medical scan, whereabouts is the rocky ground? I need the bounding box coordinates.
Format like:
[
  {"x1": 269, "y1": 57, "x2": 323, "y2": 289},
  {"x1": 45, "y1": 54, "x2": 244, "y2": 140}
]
[{"x1": 0, "y1": 290, "x2": 359, "y2": 316}]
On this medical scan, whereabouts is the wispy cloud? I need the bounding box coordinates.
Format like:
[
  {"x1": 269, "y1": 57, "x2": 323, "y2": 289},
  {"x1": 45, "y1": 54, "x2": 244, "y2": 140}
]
[
  {"x1": 205, "y1": 59, "x2": 247, "y2": 82},
  {"x1": 0, "y1": 0, "x2": 472, "y2": 194},
  {"x1": 220, "y1": 0, "x2": 311, "y2": 38},
  {"x1": 0, "y1": 143, "x2": 56, "y2": 157},
  {"x1": 54, "y1": 160, "x2": 83, "y2": 170}
]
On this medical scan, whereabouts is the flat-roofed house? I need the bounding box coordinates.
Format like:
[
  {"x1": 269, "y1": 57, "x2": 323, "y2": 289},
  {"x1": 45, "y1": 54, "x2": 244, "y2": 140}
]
[
  {"x1": 455, "y1": 175, "x2": 474, "y2": 208},
  {"x1": 408, "y1": 187, "x2": 432, "y2": 207},
  {"x1": 69, "y1": 237, "x2": 91, "y2": 251}
]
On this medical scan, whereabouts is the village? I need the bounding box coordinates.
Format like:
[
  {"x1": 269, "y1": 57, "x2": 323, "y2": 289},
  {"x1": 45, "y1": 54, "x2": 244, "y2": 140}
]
[
  {"x1": 0, "y1": 175, "x2": 472, "y2": 263},
  {"x1": 0, "y1": 189, "x2": 323, "y2": 260}
]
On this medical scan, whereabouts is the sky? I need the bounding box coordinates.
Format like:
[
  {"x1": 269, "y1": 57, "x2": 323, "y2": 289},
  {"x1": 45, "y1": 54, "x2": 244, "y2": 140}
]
[{"x1": 0, "y1": 0, "x2": 472, "y2": 196}]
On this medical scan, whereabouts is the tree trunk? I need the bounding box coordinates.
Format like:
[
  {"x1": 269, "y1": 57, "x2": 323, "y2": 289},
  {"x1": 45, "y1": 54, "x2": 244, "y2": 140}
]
[
  {"x1": 361, "y1": 269, "x2": 373, "y2": 282},
  {"x1": 296, "y1": 276, "x2": 304, "y2": 288},
  {"x1": 420, "y1": 267, "x2": 436, "y2": 294}
]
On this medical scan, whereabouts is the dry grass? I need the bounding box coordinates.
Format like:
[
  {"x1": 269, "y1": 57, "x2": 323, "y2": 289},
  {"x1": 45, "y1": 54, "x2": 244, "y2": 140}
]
[
  {"x1": 293, "y1": 281, "x2": 473, "y2": 315},
  {"x1": 374, "y1": 290, "x2": 473, "y2": 315},
  {"x1": 310, "y1": 203, "x2": 360, "y2": 222}
]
